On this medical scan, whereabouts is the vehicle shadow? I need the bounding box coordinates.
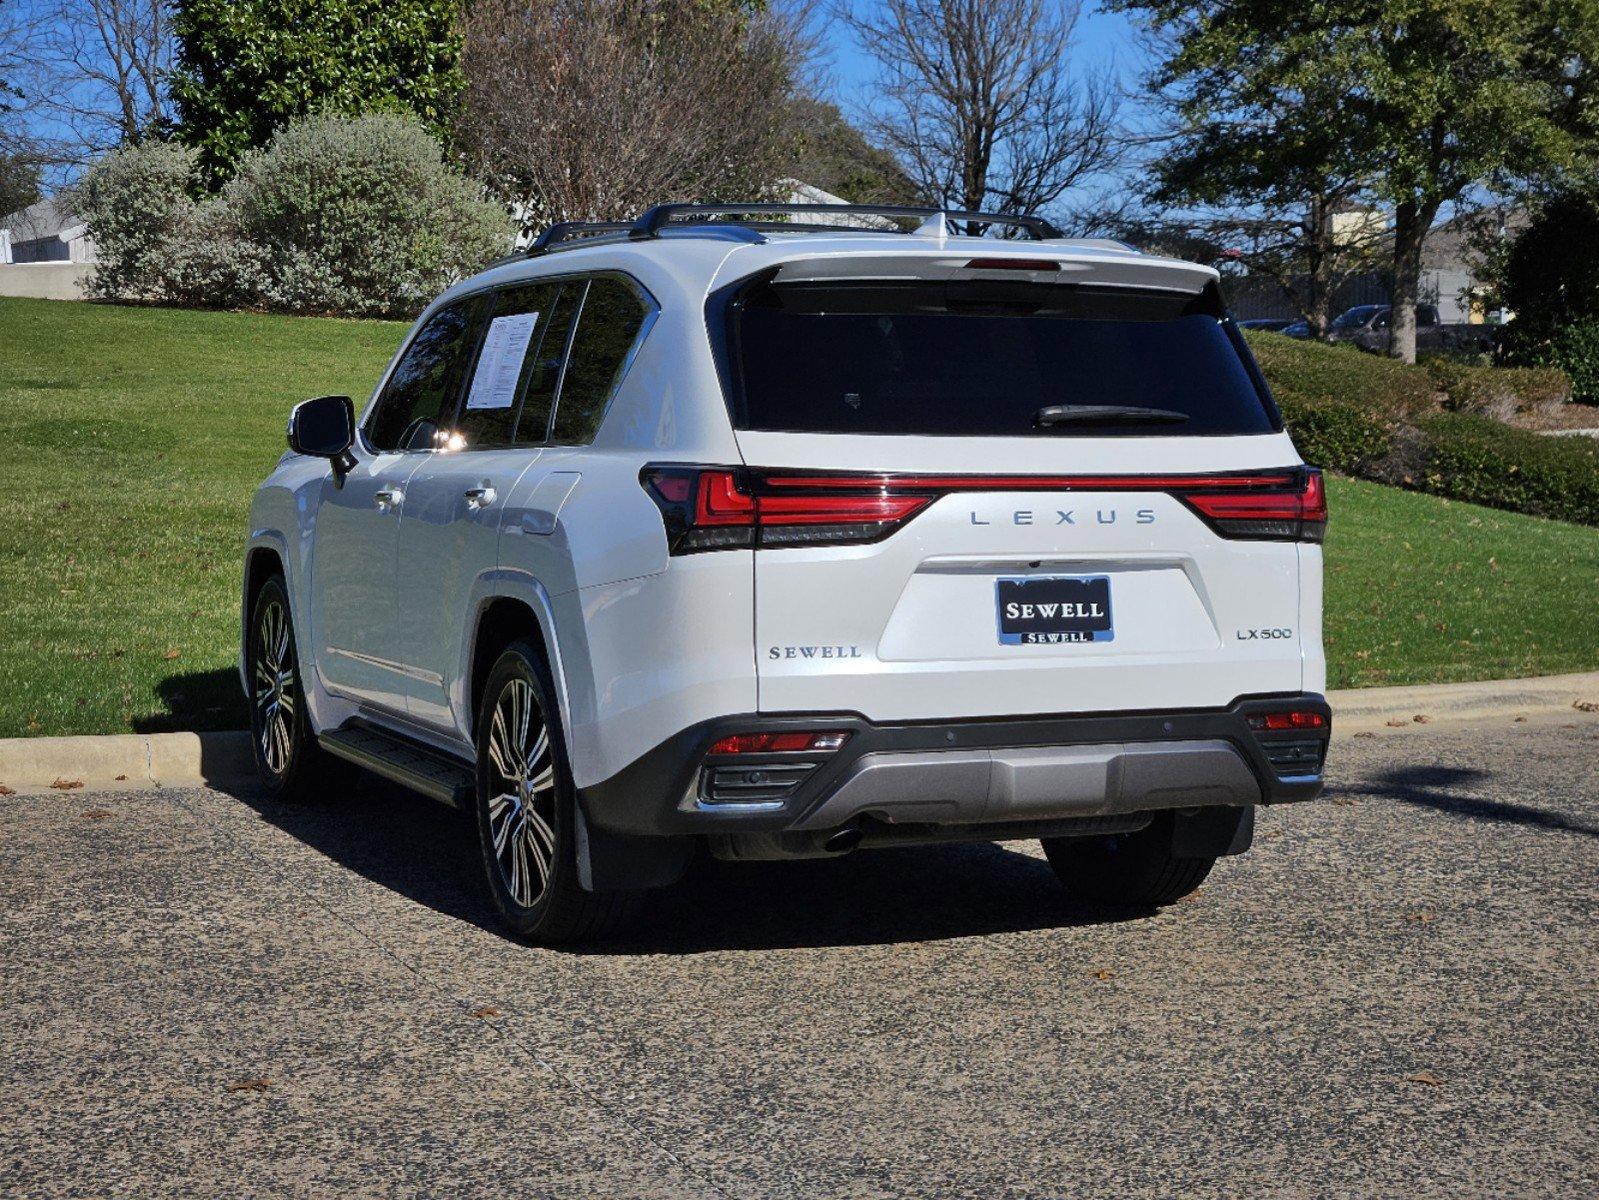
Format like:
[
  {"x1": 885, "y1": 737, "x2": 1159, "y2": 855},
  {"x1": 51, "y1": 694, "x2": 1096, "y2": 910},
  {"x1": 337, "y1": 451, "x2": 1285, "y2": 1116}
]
[
  {"x1": 132, "y1": 668, "x2": 248, "y2": 733},
  {"x1": 1338, "y1": 764, "x2": 1599, "y2": 840},
  {"x1": 229, "y1": 774, "x2": 1150, "y2": 953}
]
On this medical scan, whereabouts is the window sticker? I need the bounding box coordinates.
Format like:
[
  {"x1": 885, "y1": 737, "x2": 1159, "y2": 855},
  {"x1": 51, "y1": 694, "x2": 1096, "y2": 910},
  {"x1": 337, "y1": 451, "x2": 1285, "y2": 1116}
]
[{"x1": 465, "y1": 311, "x2": 540, "y2": 411}]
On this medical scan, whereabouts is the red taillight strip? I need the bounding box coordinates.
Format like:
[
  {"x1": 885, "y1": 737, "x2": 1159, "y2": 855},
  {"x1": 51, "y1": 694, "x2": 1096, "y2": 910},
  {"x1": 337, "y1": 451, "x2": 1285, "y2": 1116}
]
[
  {"x1": 642, "y1": 465, "x2": 1326, "y2": 552},
  {"x1": 757, "y1": 472, "x2": 1300, "y2": 493}
]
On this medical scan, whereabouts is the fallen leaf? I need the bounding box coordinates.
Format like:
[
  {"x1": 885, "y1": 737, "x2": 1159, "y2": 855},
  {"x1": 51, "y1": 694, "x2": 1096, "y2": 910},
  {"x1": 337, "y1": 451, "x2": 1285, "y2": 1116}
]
[
  {"x1": 1412, "y1": 714, "x2": 1431, "y2": 724},
  {"x1": 1091, "y1": 968, "x2": 1116, "y2": 981},
  {"x1": 1574, "y1": 700, "x2": 1599, "y2": 713},
  {"x1": 162, "y1": 648, "x2": 181, "y2": 661},
  {"x1": 1177, "y1": 888, "x2": 1204, "y2": 903},
  {"x1": 1404, "y1": 910, "x2": 1435, "y2": 924},
  {"x1": 1353, "y1": 730, "x2": 1376, "y2": 739},
  {"x1": 471, "y1": 1006, "x2": 501, "y2": 1019},
  {"x1": 1513, "y1": 716, "x2": 1528, "y2": 724},
  {"x1": 50, "y1": 778, "x2": 83, "y2": 790},
  {"x1": 227, "y1": 1077, "x2": 271, "y2": 1093},
  {"x1": 1331, "y1": 797, "x2": 1356, "y2": 807},
  {"x1": 0, "y1": 784, "x2": 14, "y2": 796},
  {"x1": 1404, "y1": 1070, "x2": 1442, "y2": 1087},
  {"x1": 1386, "y1": 719, "x2": 1408, "y2": 728},
  {"x1": 114, "y1": 774, "x2": 127, "y2": 781},
  {"x1": 82, "y1": 809, "x2": 112, "y2": 822}
]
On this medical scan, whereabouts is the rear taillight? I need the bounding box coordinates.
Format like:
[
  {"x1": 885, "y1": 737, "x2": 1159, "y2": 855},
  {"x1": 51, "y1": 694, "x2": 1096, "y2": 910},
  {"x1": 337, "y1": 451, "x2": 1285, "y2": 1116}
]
[
  {"x1": 642, "y1": 467, "x2": 931, "y2": 552},
  {"x1": 642, "y1": 466, "x2": 1326, "y2": 553},
  {"x1": 1178, "y1": 468, "x2": 1326, "y2": 543}
]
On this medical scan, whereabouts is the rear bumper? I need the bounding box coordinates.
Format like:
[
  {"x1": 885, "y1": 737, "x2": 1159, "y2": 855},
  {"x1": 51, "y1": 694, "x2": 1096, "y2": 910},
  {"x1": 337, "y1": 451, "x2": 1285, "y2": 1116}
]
[{"x1": 578, "y1": 694, "x2": 1329, "y2": 838}]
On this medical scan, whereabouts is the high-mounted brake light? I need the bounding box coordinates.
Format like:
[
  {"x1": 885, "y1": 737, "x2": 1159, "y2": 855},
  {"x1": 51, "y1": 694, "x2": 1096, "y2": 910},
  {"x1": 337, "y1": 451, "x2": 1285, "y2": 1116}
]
[
  {"x1": 641, "y1": 466, "x2": 1327, "y2": 553},
  {"x1": 963, "y1": 257, "x2": 1062, "y2": 272}
]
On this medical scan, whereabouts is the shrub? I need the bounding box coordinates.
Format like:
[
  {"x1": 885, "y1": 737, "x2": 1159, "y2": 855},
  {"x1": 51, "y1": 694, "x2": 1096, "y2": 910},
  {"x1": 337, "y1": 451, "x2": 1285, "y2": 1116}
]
[
  {"x1": 76, "y1": 115, "x2": 509, "y2": 318},
  {"x1": 1416, "y1": 413, "x2": 1599, "y2": 526},
  {"x1": 77, "y1": 141, "x2": 202, "y2": 303},
  {"x1": 1280, "y1": 401, "x2": 1394, "y2": 471},
  {"x1": 1426, "y1": 358, "x2": 1571, "y2": 419},
  {"x1": 1504, "y1": 318, "x2": 1599, "y2": 404},
  {"x1": 224, "y1": 112, "x2": 510, "y2": 318},
  {"x1": 1244, "y1": 330, "x2": 1438, "y2": 420}
]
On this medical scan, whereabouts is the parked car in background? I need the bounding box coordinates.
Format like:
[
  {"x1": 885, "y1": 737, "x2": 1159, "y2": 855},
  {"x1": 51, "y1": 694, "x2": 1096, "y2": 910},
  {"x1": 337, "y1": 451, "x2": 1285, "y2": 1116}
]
[
  {"x1": 1326, "y1": 303, "x2": 1496, "y2": 356},
  {"x1": 1238, "y1": 317, "x2": 1296, "y2": 333},
  {"x1": 1280, "y1": 320, "x2": 1310, "y2": 338},
  {"x1": 242, "y1": 201, "x2": 1331, "y2": 944}
]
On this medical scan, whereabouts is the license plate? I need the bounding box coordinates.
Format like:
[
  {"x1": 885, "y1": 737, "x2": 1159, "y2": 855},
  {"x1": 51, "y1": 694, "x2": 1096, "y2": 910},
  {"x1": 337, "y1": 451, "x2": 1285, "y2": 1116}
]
[{"x1": 996, "y1": 575, "x2": 1114, "y2": 645}]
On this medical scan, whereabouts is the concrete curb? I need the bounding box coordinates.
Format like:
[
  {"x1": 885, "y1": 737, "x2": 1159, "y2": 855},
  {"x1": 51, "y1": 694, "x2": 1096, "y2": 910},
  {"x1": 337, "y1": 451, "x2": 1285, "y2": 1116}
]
[
  {"x1": 1328, "y1": 670, "x2": 1599, "y2": 732},
  {"x1": 0, "y1": 731, "x2": 252, "y2": 795},
  {"x1": 2, "y1": 672, "x2": 1597, "y2": 794}
]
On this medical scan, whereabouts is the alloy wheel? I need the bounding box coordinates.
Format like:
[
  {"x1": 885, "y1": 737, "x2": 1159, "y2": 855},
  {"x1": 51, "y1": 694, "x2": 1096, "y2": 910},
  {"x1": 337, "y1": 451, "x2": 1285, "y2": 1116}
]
[
  {"x1": 485, "y1": 677, "x2": 558, "y2": 908},
  {"x1": 253, "y1": 596, "x2": 297, "y2": 776}
]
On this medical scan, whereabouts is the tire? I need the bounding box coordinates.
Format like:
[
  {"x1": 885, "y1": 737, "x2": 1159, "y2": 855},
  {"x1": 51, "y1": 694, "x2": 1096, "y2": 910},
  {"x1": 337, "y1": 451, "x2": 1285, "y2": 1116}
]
[
  {"x1": 1042, "y1": 813, "x2": 1216, "y2": 907},
  {"x1": 473, "y1": 639, "x2": 634, "y2": 944},
  {"x1": 246, "y1": 575, "x2": 360, "y2": 803}
]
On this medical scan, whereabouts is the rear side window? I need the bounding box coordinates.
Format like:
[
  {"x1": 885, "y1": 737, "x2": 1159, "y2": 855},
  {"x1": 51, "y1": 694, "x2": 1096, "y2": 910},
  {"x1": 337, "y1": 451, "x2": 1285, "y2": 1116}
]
[
  {"x1": 550, "y1": 276, "x2": 651, "y2": 444},
  {"x1": 513, "y1": 282, "x2": 582, "y2": 445},
  {"x1": 454, "y1": 281, "x2": 562, "y2": 449},
  {"x1": 726, "y1": 280, "x2": 1277, "y2": 437},
  {"x1": 367, "y1": 296, "x2": 485, "y2": 451}
]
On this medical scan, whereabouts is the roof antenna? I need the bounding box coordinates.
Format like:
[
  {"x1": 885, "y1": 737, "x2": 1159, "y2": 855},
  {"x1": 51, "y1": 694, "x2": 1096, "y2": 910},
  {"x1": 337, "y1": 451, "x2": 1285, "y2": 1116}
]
[{"x1": 913, "y1": 213, "x2": 949, "y2": 239}]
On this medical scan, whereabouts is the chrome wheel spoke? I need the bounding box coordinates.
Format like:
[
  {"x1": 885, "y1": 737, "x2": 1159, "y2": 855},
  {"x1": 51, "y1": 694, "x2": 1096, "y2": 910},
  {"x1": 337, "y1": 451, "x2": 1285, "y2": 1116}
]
[{"x1": 485, "y1": 674, "x2": 556, "y2": 910}]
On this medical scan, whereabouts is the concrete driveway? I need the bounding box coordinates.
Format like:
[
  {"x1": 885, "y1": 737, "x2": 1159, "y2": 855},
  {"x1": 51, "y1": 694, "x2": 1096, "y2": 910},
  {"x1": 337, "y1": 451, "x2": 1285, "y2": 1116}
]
[{"x1": 4, "y1": 712, "x2": 1597, "y2": 1199}]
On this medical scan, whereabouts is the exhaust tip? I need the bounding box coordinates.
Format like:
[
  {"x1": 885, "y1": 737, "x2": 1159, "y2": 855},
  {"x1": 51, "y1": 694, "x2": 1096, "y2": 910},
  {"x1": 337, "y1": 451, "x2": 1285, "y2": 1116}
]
[{"x1": 823, "y1": 825, "x2": 864, "y2": 854}]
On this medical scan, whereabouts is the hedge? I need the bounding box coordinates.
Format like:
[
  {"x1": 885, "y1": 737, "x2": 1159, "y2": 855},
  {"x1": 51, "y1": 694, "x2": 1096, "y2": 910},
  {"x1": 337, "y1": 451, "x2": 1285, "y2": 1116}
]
[{"x1": 1245, "y1": 331, "x2": 1599, "y2": 528}]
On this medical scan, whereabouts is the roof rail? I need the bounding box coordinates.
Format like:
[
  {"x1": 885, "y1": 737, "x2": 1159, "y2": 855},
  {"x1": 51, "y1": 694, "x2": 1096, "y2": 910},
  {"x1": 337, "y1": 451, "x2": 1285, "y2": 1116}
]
[
  {"x1": 527, "y1": 220, "x2": 635, "y2": 255},
  {"x1": 629, "y1": 202, "x2": 1063, "y2": 242}
]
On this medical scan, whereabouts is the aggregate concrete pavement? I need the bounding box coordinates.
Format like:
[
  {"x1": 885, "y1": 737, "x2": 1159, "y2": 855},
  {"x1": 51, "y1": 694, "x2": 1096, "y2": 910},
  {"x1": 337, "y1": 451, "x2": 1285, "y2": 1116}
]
[{"x1": 4, "y1": 712, "x2": 1597, "y2": 1199}]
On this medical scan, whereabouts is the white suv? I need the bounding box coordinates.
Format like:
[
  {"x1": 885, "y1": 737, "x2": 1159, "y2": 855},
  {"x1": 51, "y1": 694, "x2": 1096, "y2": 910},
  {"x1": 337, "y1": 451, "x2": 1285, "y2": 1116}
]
[{"x1": 242, "y1": 203, "x2": 1330, "y2": 943}]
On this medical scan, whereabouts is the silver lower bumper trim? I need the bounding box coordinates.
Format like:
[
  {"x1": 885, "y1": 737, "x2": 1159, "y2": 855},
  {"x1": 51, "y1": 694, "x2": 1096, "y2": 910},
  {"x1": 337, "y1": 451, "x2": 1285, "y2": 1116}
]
[{"x1": 791, "y1": 739, "x2": 1263, "y2": 831}]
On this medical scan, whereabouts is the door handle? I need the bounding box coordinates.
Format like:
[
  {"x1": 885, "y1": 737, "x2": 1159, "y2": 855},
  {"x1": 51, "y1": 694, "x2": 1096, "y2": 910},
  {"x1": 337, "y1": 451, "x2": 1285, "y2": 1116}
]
[
  {"x1": 374, "y1": 487, "x2": 403, "y2": 509},
  {"x1": 464, "y1": 485, "x2": 497, "y2": 509}
]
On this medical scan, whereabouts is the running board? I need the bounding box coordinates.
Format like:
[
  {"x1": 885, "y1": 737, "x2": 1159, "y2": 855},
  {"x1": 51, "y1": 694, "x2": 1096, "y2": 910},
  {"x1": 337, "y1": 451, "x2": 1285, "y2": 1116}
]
[{"x1": 319, "y1": 727, "x2": 474, "y2": 809}]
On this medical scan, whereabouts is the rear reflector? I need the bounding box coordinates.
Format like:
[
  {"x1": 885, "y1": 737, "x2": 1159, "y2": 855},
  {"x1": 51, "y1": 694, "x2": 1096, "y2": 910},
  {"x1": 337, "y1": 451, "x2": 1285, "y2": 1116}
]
[
  {"x1": 707, "y1": 731, "x2": 851, "y2": 756},
  {"x1": 1246, "y1": 711, "x2": 1328, "y2": 731},
  {"x1": 642, "y1": 466, "x2": 1327, "y2": 552}
]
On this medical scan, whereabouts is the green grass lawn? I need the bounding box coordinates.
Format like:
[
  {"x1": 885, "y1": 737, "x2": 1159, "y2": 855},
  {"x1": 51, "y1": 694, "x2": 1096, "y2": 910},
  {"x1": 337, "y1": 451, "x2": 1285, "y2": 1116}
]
[{"x1": 2, "y1": 295, "x2": 1597, "y2": 738}]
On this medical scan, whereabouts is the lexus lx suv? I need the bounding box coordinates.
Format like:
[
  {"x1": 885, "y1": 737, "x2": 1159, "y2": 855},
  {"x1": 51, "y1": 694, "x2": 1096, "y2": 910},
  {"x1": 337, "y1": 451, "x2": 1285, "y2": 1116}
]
[{"x1": 243, "y1": 202, "x2": 1330, "y2": 944}]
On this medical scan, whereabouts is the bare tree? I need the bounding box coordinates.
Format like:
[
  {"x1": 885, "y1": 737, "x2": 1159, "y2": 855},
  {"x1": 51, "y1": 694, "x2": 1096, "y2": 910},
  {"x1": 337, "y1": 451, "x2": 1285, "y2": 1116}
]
[
  {"x1": 837, "y1": 0, "x2": 1121, "y2": 228},
  {"x1": 23, "y1": 0, "x2": 171, "y2": 173},
  {"x1": 460, "y1": 0, "x2": 812, "y2": 230}
]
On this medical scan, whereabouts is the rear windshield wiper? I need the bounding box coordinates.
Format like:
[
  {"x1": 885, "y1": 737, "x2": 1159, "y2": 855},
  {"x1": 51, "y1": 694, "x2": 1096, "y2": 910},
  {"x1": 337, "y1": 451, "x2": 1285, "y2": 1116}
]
[{"x1": 1033, "y1": 404, "x2": 1191, "y2": 428}]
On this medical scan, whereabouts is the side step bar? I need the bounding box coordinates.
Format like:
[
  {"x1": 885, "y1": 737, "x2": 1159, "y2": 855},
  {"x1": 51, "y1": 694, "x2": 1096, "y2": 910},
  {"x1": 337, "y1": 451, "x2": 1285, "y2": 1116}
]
[{"x1": 319, "y1": 726, "x2": 474, "y2": 809}]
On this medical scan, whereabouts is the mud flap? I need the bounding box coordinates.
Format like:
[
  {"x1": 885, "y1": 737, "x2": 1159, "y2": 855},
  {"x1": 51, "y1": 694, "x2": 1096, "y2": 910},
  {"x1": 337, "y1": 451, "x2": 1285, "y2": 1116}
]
[
  {"x1": 574, "y1": 800, "x2": 694, "y2": 892},
  {"x1": 1170, "y1": 805, "x2": 1254, "y2": 858}
]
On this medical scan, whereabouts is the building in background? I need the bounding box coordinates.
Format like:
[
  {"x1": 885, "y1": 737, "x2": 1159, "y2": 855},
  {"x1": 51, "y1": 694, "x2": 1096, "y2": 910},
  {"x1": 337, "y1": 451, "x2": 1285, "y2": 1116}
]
[{"x1": 0, "y1": 197, "x2": 96, "y2": 300}]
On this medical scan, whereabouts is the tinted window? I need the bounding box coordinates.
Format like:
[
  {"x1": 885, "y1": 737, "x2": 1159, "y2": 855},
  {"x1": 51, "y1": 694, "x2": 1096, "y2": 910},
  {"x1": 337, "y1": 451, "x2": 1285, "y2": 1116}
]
[
  {"x1": 550, "y1": 277, "x2": 650, "y2": 444},
  {"x1": 367, "y1": 297, "x2": 485, "y2": 451},
  {"x1": 512, "y1": 283, "x2": 582, "y2": 445},
  {"x1": 728, "y1": 281, "x2": 1275, "y2": 437},
  {"x1": 455, "y1": 282, "x2": 562, "y2": 449}
]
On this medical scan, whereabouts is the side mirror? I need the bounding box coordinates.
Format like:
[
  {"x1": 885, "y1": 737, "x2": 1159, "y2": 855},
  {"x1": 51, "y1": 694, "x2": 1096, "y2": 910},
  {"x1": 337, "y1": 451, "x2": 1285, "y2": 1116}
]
[{"x1": 288, "y1": 395, "x2": 356, "y2": 479}]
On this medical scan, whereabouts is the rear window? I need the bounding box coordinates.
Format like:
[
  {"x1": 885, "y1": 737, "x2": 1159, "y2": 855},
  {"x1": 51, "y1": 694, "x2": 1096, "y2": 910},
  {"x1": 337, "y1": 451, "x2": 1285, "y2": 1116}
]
[{"x1": 724, "y1": 279, "x2": 1278, "y2": 437}]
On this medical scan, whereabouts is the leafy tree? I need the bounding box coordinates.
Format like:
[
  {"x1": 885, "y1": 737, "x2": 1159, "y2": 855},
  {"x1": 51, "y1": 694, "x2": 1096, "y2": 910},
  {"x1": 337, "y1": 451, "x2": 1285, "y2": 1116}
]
[
  {"x1": 780, "y1": 98, "x2": 920, "y2": 205},
  {"x1": 0, "y1": 150, "x2": 40, "y2": 215},
  {"x1": 170, "y1": 0, "x2": 465, "y2": 184},
  {"x1": 1494, "y1": 190, "x2": 1599, "y2": 399},
  {"x1": 1114, "y1": 3, "x2": 1385, "y2": 337},
  {"x1": 1118, "y1": 0, "x2": 1597, "y2": 362}
]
